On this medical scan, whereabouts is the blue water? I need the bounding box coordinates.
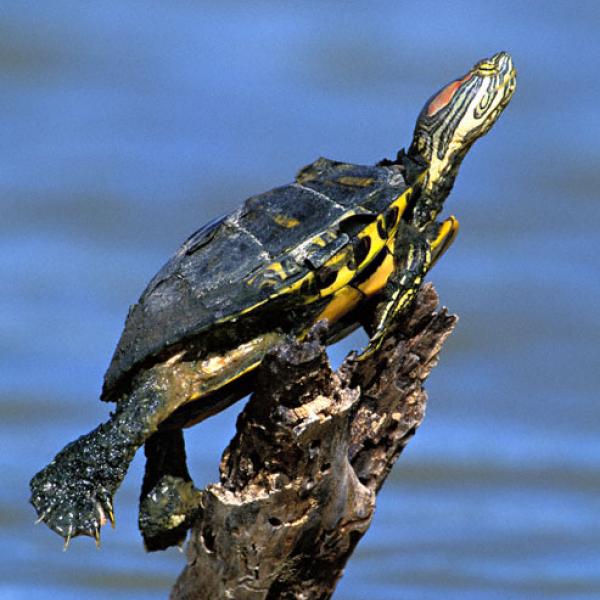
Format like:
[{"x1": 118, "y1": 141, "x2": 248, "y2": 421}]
[{"x1": 2, "y1": 1, "x2": 600, "y2": 598}]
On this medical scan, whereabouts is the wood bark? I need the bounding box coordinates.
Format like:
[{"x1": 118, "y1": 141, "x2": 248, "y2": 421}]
[{"x1": 171, "y1": 284, "x2": 457, "y2": 600}]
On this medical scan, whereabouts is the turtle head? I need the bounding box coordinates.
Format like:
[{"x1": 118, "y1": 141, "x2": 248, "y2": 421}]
[{"x1": 408, "y1": 51, "x2": 516, "y2": 227}]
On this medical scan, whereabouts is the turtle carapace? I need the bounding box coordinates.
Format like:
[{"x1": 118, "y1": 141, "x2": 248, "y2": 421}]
[{"x1": 30, "y1": 52, "x2": 516, "y2": 551}]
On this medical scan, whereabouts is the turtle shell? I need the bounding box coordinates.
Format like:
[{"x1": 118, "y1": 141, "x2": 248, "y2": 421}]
[{"x1": 101, "y1": 157, "x2": 414, "y2": 401}]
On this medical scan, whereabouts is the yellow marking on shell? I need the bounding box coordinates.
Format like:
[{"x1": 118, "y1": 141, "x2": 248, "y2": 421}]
[
  {"x1": 313, "y1": 241, "x2": 358, "y2": 296},
  {"x1": 311, "y1": 235, "x2": 329, "y2": 248},
  {"x1": 356, "y1": 219, "x2": 386, "y2": 265},
  {"x1": 336, "y1": 176, "x2": 375, "y2": 187},
  {"x1": 389, "y1": 186, "x2": 412, "y2": 217},
  {"x1": 268, "y1": 262, "x2": 287, "y2": 278},
  {"x1": 245, "y1": 260, "x2": 289, "y2": 291},
  {"x1": 353, "y1": 186, "x2": 411, "y2": 265},
  {"x1": 316, "y1": 285, "x2": 363, "y2": 324},
  {"x1": 288, "y1": 272, "x2": 318, "y2": 299},
  {"x1": 227, "y1": 182, "x2": 418, "y2": 323},
  {"x1": 272, "y1": 214, "x2": 301, "y2": 228},
  {"x1": 318, "y1": 264, "x2": 355, "y2": 297},
  {"x1": 357, "y1": 252, "x2": 395, "y2": 297},
  {"x1": 233, "y1": 299, "x2": 268, "y2": 318},
  {"x1": 237, "y1": 271, "x2": 319, "y2": 320}
]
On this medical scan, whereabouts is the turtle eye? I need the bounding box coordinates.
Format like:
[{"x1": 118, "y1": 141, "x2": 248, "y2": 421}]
[{"x1": 476, "y1": 61, "x2": 496, "y2": 75}]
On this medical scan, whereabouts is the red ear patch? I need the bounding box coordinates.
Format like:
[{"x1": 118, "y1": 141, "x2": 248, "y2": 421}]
[{"x1": 426, "y1": 73, "x2": 472, "y2": 117}]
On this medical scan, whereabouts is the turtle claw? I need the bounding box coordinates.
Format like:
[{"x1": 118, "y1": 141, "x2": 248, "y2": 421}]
[
  {"x1": 35, "y1": 509, "x2": 51, "y2": 525},
  {"x1": 106, "y1": 505, "x2": 116, "y2": 529},
  {"x1": 30, "y1": 456, "x2": 117, "y2": 547},
  {"x1": 96, "y1": 490, "x2": 116, "y2": 529},
  {"x1": 63, "y1": 528, "x2": 73, "y2": 552}
]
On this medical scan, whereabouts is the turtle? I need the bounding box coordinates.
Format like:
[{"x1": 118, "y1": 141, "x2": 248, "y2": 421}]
[{"x1": 30, "y1": 51, "x2": 516, "y2": 551}]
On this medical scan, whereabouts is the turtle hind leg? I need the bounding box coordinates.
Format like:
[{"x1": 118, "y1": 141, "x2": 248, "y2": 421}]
[
  {"x1": 139, "y1": 429, "x2": 201, "y2": 552},
  {"x1": 29, "y1": 382, "x2": 168, "y2": 547},
  {"x1": 30, "y1": 427, "x2": 118, "y2": 548}
]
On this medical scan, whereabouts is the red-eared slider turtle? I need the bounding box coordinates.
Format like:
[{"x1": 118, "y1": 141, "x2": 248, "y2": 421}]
[{"x1": 30, "y1": 52, "x2": 516, "y2": 551}]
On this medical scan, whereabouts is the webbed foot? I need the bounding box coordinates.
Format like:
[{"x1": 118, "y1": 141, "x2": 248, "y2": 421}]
[
  {"x1": 30, "y1": 454, "x2": 116, "y2": 549},
  {"x1": 31, "y1": 381, "x2": 172, "y2": 548},
  {"x1": 30, "y1": 412, "x2": 144, "y2": 548}
]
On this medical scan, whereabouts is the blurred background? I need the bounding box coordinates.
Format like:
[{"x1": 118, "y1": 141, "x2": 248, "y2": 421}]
[{"x1": 2, "y1": 1, "x2": 599, "y2": 598}]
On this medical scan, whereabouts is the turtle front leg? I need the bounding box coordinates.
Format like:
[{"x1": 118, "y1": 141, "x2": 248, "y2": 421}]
[
  {"x1": 361, "y1": 254, "x2": 427, "y2": 356},
  {"x1": 29, "y1": 379, "x2": 170, "y2": 548},
  {"x1": 139, "y1": 429, "x2": 201, "y2": 551},
  {"x1": 361, "y1": 218, "x2": 457, "y2": 356}
]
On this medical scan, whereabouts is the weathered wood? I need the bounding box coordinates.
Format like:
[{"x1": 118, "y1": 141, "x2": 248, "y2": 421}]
[{"x1": 171, "y1": 284, "x2": 457, "y2": 600}]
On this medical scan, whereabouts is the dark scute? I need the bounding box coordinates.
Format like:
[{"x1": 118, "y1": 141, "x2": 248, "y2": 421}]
[
  {"x1": 360, "y1": 186, "x2": 409, "y2": 215},
  {"x1": 102, "y1": 219, "x2": 269, "y2": 399},
  {"x1": 238, "y1": 184, "x2": 344, "y2": 257},
  {"x1": 304, "y1": 233, "x2": 350, "y2": 270},
  {"x1": 101, "y1": 158, "x2": 409, "y2": 399},
  {"x1": 296, "y1": 157, "x2": 406, "y2": 209},
  {"x1": 180, "y1": 215, "x2": 227, "y2": 255}
]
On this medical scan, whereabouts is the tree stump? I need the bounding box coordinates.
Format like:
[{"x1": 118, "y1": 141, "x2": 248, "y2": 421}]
[{"x1": 171, "y1": 284, "x2": 457, "y2": 600}]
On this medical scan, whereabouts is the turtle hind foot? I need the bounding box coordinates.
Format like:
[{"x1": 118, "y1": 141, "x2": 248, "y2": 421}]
[
  {"x1": 29, "y1": 414, "x2": 140, "y2": 548},
  {"x1": 30, "y1": 458, "x2": 116, "y2": 549},
  {"x1": 139, "y1": 474, "x2": 201, "y2": 551}
]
